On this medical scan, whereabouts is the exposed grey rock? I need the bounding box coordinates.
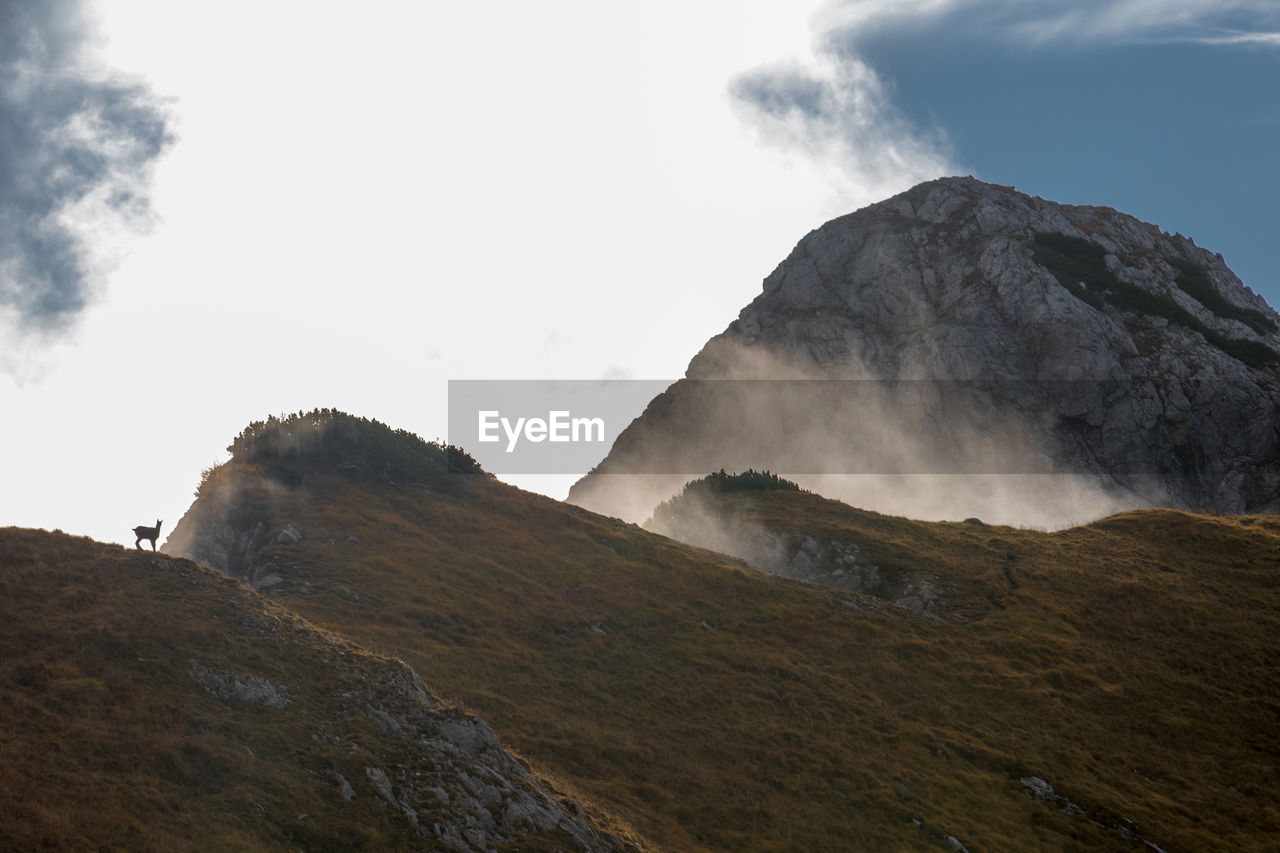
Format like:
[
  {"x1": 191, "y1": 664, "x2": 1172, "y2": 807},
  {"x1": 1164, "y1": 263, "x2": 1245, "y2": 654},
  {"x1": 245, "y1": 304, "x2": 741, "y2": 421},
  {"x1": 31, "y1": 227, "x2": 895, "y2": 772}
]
[
  {"x1": 165, "y1": 474, "x2": 289, "y2": 577},
  {"x1": 1020, "y1": 774, "x2": 1166, "y2": 850},
  {"x1": 337, "y1": 773, "x2": 356, "y2": 801},
  {"x1": 896, "y1": 575, "x2": 945, "y2": 616},
  {"x1": 188, "y1": 659, "x2": 291, "y2": 710},
  {"x1": 366, "y1": 766, "x2": 396, "y2": 802},
  {"x1": 647, "y1": 497, "x2": 884, "y2": 593},
  {"x1": 1020, "y1": 776, "x2": 1057, "y2": 802},
  {"x1": 173, "y1": 518, "x2": 266, "y2": 576},
  {"x1": 570, "y1": 177, "x2": 1280, "y2": 527},
  {"x1": 315, "y1": 654, "x2": 637, "y2": 852}
]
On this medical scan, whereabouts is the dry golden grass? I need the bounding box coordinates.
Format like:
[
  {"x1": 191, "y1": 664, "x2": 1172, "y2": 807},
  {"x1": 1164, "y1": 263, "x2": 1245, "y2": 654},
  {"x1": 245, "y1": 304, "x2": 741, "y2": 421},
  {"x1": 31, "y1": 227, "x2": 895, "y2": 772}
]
[
  {"x1": 187, "y1": 465, "x2": 1280, "y2": 852},
  {"x1": 0, "y1": 527, "x2": 619, "y2": 852}
]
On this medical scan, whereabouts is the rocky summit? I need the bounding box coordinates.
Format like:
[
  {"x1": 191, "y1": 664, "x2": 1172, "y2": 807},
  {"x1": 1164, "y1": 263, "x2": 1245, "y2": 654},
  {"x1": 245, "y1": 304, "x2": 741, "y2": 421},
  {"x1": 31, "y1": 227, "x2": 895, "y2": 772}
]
[{"x1": 569, "y1": 177, "x2": 1280, "y2": 526}]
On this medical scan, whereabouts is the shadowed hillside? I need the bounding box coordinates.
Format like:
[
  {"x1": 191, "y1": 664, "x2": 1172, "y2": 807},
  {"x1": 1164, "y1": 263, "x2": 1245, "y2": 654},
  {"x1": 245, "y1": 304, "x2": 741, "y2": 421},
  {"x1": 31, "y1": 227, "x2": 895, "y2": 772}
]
[
  {"x1": 0, "y1": 527, "x2": 636, "y2": 852},
  {"x1": 166, "y1": 412, "x2": 1280, "y2": 852}
]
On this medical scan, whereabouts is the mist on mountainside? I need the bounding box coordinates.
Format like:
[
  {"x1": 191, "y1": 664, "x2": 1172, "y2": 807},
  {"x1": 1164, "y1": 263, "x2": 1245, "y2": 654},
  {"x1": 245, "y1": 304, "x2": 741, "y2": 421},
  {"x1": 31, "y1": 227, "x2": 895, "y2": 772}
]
[{"x1": 572, "y1": 338, "x2": 1144, "y2": 529}]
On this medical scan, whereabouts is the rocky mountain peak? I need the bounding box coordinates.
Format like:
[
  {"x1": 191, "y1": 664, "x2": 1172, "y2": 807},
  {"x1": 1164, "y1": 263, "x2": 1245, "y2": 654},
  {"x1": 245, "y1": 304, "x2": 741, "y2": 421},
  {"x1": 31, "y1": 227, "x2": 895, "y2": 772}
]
[
  {"x1": 570, "y1": 178, "x2": 1280, "y2": 526},
  {"x1": 698, "y1": 175, "x2": 1275, "y2": 380}
]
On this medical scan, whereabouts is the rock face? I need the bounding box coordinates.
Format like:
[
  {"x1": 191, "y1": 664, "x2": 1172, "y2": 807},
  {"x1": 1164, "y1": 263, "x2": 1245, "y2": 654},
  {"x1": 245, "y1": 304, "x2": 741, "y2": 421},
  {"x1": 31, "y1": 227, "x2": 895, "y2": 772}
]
[
  {"x1": 188, "y1": 659, "x2": 292, "y2": 709},
  {"x1": 650, "y1": 499, "x2": 883, "y2": 593},
  {"x1": 302, "y1": 651, "x2": 631, "y2": 853},
  {"x1": 570, "y1": 177, "x2": 1280, "y2": 526},
  {"x1": 645, "y1": 488, "x2": 960, "y2": 617}
]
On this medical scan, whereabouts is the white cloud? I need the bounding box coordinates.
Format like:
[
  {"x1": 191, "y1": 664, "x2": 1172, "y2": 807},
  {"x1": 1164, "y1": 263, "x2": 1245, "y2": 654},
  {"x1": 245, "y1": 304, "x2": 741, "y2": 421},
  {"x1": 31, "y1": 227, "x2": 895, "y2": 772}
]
[
  {"x1": 729, "y1": 52, "x2": 957, "y2": 209},
  {"x1": 726, "y1": 1, "x2": 968, "y2": 213}
]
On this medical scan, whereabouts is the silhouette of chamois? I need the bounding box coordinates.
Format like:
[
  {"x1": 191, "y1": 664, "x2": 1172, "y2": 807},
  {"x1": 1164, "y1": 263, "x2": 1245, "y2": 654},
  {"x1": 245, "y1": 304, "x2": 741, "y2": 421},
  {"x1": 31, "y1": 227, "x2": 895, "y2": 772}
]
[{"x1": 133, "y1": 519, "x2": 162, "y2": 551}]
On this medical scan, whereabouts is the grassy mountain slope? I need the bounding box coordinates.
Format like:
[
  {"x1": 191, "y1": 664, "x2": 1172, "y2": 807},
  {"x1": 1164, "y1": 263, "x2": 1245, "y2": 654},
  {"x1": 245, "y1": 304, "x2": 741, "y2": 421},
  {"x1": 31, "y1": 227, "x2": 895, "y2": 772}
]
[
  {"x1": 165, "y1": 413, "x2": 1280, "y2": 852},
  {"x1": 0, "y1": 527, "x2": 634, "y2": 852}
]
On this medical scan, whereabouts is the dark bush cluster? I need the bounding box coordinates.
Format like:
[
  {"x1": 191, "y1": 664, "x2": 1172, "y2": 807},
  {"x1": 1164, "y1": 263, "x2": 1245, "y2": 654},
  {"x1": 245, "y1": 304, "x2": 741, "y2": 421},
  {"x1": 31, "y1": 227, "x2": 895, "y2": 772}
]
[
  {"x1": 226, "y1": 409, "x2": 488, "y2": 488},
  {"x1": 651, "y1": 468, "x2": 801, "y2": 519},
  {"x1": 1031, "y1": 232, "x2": 1112, "y2": 309},
  {"x1": 1032, "y1": 233, "x2": 1279, "y2": 369},
  {"x1": 1166, "y1": 256, "x2": 1278, "y2": 335},
  {"x1": 693, "y1": 468, "x2": 803, "y2": 494}
]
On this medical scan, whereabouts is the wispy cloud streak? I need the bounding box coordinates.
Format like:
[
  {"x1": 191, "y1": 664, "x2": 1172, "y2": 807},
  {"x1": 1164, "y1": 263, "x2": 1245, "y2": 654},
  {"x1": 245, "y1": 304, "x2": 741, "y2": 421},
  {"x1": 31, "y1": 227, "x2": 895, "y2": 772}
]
[
  {"x1": 1179, "y1": 28, "x2": 1280, "y2": 47},
  {"x1": 813, "y1": 0, "x2": 1280, "y2": 48},
  {"x1": 0, "y1": 0, "x2": 171, "y2": 342}
]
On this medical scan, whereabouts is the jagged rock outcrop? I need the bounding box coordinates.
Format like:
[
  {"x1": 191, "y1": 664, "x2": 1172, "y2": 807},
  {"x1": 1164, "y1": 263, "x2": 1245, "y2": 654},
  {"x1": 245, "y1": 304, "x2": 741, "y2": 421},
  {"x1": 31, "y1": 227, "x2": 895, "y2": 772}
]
[
  {"x1": 188, "y1": 659, "x2": 292, "y2": 709},
  {"x1": 301, "y1": 642, "x2": 632, "y2": 853},
  {"x1": 650, "y1": 497, "x2": 883, "y2": 592},
  {"x1": 570, "y1": 177, "x2": 1280, "y2": 526},
  {"x1": 165, "y1": 475, "x2": 270, "y2": 576},
  {"x1": 166, "y1": 467, "x2": 298, "y2": 585},
  {"x1": 645, "y1": 485, "x2": 959, "y2": 616},
  {"x1": 187, "y1": 628, "x2": 630, "y2": 851}
]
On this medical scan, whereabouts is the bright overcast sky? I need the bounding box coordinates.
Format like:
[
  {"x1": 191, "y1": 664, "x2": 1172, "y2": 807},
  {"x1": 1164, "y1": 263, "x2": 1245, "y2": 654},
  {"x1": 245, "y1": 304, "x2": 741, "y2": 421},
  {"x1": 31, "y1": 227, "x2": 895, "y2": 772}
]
[{"x1": 3, "y1": 0, "x2": 1279, "y2": 545}]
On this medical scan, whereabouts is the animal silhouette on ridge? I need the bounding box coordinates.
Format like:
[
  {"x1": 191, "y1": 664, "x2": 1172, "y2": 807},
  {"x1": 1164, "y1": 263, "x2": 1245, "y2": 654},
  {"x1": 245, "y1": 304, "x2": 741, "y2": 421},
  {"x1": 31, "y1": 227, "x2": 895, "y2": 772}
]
[{"x1": 133, "y1": 519, "x2": 162, "y2": 551}]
